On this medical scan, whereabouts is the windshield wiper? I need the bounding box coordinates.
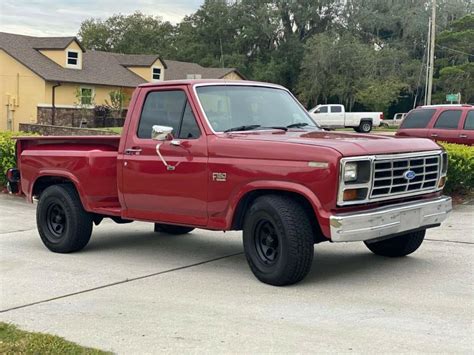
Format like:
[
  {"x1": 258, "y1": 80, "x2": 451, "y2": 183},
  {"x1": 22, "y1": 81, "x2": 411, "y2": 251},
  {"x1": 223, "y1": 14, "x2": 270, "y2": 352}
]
[
  {"x1": 287, "y1": 122, "x2": 312, "y2": 128},
  {"x1": 224, "y1": 125, "x2": 261, "y2": 133},
  {"x1": 258, "y1": 126, "x2": 288, "y2": 131}
]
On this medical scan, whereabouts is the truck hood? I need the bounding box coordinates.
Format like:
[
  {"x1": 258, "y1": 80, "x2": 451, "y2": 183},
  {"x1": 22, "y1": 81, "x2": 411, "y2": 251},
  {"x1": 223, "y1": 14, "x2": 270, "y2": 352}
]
[{"x1": 226, "y1": 130, "x2": 441, "y2": 156}]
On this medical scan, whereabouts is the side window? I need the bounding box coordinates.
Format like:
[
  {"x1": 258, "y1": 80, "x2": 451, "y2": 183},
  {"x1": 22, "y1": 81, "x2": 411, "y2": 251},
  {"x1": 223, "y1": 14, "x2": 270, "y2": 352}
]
[
  {"x1": 319, "y1": 106, "x2": 328, "y2": 113},
  {"x1": 178, "y1": 101, "x2": 201, "y2": 139},
  {"x1": 434, "y1": 110, "x2": 462, "y2": 129},
  {"x1": 330, "y1": 105, "x2": 342, "y2": 113},
  {"x1": 137, "y1": 91, "x2": 186, "y2": 139},
  {"x1": 464, "y1": 111, "x2": 474, "y2": 130},
  {"x1": 400, "y1": 109, "x2": 436, "y2": 129}
]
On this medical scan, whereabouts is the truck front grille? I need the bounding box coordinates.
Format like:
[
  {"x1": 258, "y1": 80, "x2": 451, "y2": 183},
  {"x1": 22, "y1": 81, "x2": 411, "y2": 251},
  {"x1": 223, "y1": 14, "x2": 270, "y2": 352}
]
[{"x1": 370, "y1": 155, "x2": 440, "y2": 199}]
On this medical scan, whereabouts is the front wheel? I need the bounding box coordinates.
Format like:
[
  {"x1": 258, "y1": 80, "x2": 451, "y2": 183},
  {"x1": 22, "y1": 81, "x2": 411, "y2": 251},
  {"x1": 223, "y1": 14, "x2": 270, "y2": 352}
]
[
  {"x1": 243, "y1": 195, "x2": 314, "y2": 286},
  {"x1": 37, "y1": 184, "x2": 93, "y2": 253},
  {"x1": 154, "y1": 223, "x2": 194, "y2": 235},
  {"x1": 364, "y1": 230, "x2": 426, "y2": 257}
]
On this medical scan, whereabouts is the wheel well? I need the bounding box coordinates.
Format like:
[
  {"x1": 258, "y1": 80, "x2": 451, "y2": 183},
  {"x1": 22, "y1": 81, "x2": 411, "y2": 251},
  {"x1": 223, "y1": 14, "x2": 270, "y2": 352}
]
[
  {"x1": 231, "y1": 189, "x2": 326, "y2": 243},
  {"x1": 32, "y1": 176, "x2": 75, "y2": 198}
]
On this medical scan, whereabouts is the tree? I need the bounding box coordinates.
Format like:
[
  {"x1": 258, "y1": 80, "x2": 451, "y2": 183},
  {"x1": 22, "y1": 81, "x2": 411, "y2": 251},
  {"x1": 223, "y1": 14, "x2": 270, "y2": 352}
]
[
  {"x1": 433, "y1": 14, "x2": 474, "y2": 103},
  {"x1": 297, "y1": 32, "x2": 374, "y2": 109},
  {"x1": 78, "y1": 12, "x2": 177, "y2": 57}
]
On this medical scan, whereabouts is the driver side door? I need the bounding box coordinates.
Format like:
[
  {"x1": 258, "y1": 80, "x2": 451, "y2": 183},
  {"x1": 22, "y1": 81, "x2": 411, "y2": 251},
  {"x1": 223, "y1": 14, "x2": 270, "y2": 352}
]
[{"x1": 121, "y1": 86, "x2": 208, "y2": 226}]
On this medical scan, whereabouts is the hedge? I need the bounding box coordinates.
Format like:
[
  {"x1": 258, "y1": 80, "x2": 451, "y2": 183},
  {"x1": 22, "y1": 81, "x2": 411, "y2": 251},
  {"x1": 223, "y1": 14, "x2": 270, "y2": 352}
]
[
  {"x1": 438, "y1": 142, "x2": 474, "y2": 195},
  {"x1": 0, "y1": 131, "x2": 37, "y2": 187}
]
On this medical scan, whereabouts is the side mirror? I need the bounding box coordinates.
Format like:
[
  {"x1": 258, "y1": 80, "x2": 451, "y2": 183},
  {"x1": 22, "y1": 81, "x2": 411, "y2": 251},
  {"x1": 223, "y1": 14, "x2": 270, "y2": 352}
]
[{"x1": 152, "y1": 125, "x2": 173, "y2": 141}]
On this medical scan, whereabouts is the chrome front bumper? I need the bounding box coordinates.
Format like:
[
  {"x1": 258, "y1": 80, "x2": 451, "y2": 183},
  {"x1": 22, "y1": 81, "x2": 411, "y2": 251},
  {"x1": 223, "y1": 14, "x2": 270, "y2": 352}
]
[{"x1": 329, "y1": 196, "x2": 452, "y2": 242}]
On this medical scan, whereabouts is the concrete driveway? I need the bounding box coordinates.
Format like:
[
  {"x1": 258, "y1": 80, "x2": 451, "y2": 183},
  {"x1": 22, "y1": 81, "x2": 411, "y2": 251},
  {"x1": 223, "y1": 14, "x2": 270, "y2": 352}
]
[{"x1": 0, "y1": 193, "x2": 472, "y2": 353}]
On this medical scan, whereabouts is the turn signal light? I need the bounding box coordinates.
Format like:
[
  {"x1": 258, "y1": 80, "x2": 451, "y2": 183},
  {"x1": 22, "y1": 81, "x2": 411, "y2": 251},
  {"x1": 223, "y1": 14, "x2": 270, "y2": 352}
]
[
  {"x1": 343, "y1": 188, "x2": 368, "y2": 202},
  {"x1": 343, "y1": 189, "x2": 358, "y2": 201}
]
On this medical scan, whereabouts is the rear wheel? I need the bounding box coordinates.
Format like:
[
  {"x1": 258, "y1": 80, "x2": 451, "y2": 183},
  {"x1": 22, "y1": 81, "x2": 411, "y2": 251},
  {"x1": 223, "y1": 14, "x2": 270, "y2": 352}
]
[
  {"x1": 154, "y1": 223, "x2": 194, "y2": 235},
  {"x1": 364, "y1": 230, "x2": 426, "y2": 257},
  {"x1": 37, "y1": 184, "x2": 93, "y2": 253},
  {"x1": 243, "y1": 195, "x2": 314, "y2": 286},
  {"x1": 358, "y1": 120, "x2": 373, "y2": 133}
]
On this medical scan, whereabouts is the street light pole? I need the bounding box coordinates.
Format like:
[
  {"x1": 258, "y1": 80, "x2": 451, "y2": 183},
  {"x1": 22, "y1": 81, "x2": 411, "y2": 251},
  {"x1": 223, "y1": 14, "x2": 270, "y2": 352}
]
[{"x1": 427, "y1": 0, "x2": 436, "y2": 105}]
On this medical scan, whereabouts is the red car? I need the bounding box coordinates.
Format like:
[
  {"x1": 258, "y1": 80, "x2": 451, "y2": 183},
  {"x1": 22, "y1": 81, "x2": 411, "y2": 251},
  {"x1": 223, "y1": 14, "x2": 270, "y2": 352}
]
[
  {"x1": 396, "y1": 104, "x2": 474, "y2": 145},
  {"x1": 7, "y1": 80, "x2": 452, "y2": 286}
]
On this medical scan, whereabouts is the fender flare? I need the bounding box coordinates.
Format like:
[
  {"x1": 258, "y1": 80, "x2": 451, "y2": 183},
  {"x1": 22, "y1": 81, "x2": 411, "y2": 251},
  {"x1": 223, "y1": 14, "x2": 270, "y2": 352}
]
[
  {"x1": 30, "y1": 170, "x2": 91, "y2": 211},
  {"x1": 224, "y1": 180, "x2": 325, "y2": 229}
]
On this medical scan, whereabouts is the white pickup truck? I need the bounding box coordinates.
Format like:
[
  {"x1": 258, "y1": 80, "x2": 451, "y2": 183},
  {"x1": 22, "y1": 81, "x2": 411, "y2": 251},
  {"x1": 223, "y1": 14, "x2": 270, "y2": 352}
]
[{"x1": 308, "y1": 104, "x2": 383, "y2": 133}]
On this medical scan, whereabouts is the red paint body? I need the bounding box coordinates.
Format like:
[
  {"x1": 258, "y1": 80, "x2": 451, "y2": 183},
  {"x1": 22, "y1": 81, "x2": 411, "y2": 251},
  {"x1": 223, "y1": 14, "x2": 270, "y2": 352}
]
[
  {"x1": 15, "y1": 80, "x2": 444, "y2": 240},
  {"x1": 396, "y1": 105, "x2": 473, "y2": 145}
]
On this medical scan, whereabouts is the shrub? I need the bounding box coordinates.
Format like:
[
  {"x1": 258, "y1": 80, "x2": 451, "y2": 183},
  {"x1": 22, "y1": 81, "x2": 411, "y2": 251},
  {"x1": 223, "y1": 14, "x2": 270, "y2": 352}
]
[
  {"x1": 0, "y1": 131, "x2": 37, "y2": 187},
  {"x1": 439, "y1": 142, "x2": 474, "y2": 195},
  {"x1": 93, "y1": 104, "x2": 111, "y2": 117}
]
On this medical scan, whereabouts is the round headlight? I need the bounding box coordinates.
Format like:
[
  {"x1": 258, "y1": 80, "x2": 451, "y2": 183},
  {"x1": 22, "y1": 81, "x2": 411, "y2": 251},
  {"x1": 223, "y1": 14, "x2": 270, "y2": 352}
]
[{"x1": 344, "y1": 162, "x2": 358, "y2": 182}]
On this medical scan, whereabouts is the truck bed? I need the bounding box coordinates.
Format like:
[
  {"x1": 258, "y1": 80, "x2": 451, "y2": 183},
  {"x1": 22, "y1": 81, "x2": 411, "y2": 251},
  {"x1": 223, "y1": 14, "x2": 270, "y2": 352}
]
[{"x1": 16, "y1": 136, "x2": 122, "y2": 216}]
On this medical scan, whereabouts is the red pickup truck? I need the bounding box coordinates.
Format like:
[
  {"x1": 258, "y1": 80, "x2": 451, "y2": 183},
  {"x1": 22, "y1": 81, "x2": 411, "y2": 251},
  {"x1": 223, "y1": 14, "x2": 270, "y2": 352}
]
[{"x1": 8, "y1": 80, "x2": 452, "y2": 286}]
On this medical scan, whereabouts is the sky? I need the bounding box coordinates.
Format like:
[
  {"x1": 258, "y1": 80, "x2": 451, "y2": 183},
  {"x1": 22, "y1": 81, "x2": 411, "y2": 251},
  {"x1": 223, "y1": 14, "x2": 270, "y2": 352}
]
[{"x1": 0, "y1": 0, "x2": 203, "y2": 37}]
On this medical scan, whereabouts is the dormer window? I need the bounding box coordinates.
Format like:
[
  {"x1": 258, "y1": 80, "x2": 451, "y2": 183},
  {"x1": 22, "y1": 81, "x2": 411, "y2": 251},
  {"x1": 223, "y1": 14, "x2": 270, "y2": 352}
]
[
  {"x1": 152, "y1": 67, "x2": 162, "y2": 81},
  {"x1": 66, "y1": 50, "x2": 80, "y2": 68}
]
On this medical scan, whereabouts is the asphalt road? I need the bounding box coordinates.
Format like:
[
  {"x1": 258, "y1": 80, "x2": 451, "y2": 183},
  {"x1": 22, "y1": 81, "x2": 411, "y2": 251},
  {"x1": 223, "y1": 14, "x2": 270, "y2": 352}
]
[{"x1": 0, "y1": 193, "x2": 472, "y2": 353}]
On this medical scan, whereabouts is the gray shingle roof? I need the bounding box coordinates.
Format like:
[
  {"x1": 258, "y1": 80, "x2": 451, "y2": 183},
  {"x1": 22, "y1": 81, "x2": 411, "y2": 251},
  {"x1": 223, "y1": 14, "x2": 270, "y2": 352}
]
[
  {"x1": 112, "y1": 53, "x2": 167, "y2": 68},
  {"x1": 163, "y1": 59, "x2": 242, "y2": 80},
  {"x1": 0, "y1": 32, "x2": 243, "y2": 87},
  {"x1": 31, "y1": 36, "x2": 86, "y2": 51}
]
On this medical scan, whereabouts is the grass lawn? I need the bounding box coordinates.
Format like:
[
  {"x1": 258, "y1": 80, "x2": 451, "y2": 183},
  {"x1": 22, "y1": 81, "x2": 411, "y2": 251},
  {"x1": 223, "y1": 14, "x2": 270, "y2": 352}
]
[
  {"x1": 0, "y1": 322, "x2": 110, "y2": 354},
  {"x1": 92, "y1": 127, "x2": 123, "y2": 134},
  {"x1": 103, "y1": 127, "x2": 123, "y2": 134}
]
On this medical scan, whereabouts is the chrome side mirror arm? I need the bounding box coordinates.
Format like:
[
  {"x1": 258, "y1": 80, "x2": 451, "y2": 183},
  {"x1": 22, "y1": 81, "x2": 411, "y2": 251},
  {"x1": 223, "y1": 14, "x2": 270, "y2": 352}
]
[
  {"x1": 151, "y1": 125, "x2": 176, "y2": 171},
  {"x1": 155, "y1": 143, "x2": 175, "y2": 171}
]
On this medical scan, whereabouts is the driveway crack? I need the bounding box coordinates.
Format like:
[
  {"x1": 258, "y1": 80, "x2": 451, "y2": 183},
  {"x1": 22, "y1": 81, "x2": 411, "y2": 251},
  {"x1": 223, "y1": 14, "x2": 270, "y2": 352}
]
[{"x1": 0, "y1": 252, "x2": 243, "y2": 314}]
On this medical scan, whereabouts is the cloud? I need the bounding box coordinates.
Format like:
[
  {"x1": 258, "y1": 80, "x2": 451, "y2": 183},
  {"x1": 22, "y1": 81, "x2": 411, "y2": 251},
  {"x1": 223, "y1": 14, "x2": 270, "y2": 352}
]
[{"x1": 0, "y1": 0, "x2": 202, "y2": 36}]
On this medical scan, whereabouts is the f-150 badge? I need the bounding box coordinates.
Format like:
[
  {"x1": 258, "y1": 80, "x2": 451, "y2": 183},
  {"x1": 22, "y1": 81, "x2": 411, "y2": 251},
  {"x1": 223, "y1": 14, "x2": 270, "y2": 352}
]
[{"x1": 212, "y1": 172, "x2": 227, "y2": 182}]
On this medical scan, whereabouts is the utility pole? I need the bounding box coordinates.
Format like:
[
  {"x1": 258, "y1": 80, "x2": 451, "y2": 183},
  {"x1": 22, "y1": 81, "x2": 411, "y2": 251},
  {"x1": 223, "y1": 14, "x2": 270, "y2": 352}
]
[
  {"x1": 427, "y1": 0, "x2": 436, "y2": 105},
  {"x1": 424, "y1": 17, "x2": 431, "y2": 105}
]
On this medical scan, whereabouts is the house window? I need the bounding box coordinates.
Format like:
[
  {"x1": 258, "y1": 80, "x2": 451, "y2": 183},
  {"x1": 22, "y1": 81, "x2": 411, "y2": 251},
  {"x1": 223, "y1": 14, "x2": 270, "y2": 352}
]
[
  {"x1": 186, "y1": 74, "x2": 202, "y2": 79},
  {"x1": 152, "y1": 67, "x2": 162, "y2": 81},
  {"x1": 67, "y1": 50, "x2": 80, "y2": 67},
  {"x1": 80, "y1": 87, "x2": 93, "y2": 105}
]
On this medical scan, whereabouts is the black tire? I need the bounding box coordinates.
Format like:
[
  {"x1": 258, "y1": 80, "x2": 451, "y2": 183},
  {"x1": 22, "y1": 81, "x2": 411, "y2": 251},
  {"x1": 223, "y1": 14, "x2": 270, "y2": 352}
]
[
  {"x1": 243, "y1": 195, "x2": 314, "y2": 286},
  {"x1": 358, "y1": 120, "x2": 372, "y2": 133},
  {"x1": 154, "y1": 223, "x2": 194, "y2": 235},
  {"x1": 37, "y1": 184, "x2": 93, "y2": 253},
  {"x1": 364, "y1": 230, "x2": 426, "y2": 257},
  {"x1": 353, "y1": 127, "x2": 361, "y2": 133}
]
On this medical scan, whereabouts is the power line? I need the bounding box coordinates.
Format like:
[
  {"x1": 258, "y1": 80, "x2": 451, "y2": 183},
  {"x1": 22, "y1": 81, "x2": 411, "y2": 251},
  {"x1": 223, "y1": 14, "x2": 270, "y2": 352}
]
[{"x1": 436, "y1": 44, "x2": 474, "y2": 57}]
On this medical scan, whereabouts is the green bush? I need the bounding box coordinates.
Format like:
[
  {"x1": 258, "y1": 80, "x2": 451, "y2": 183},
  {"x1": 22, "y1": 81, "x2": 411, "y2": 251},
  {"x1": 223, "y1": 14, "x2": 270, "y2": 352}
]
[
  {"x1": 0, "y1": 131, "x2": 37, "y2": 187},
  {"x1": 439, "y1": 142, "x2": 474, "y2": 195}
]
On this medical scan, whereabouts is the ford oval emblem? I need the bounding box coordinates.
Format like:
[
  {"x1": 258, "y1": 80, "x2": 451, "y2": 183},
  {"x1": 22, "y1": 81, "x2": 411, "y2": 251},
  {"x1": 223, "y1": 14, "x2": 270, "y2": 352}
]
[{"x1": 404, "y1": 170, "x2": 416, "y2": 180}]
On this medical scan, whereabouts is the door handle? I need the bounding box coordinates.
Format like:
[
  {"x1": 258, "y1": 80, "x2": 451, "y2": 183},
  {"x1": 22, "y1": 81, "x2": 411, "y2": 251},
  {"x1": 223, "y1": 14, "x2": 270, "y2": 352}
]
[
  {"x1": 459, "y1": 134, "x2": 467, "y2": 138},
  {"x1": 431, "y1": 134, "x2": 438, "y2": 137},
  {"x1": 125, "y1": 147, "x2": 142, "y2": 155}
]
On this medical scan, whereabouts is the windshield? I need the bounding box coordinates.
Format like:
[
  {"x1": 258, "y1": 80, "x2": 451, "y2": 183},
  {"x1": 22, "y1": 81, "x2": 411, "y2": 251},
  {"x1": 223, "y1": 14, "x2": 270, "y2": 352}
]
[{"x1": 195, "y1": 85, "x2": 318, "y2": 132}]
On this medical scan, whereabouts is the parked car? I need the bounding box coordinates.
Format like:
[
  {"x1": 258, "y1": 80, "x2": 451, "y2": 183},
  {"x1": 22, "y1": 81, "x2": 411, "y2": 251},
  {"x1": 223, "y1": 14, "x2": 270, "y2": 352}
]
[
  {"x1": 396, "y1": 104, "x2": 473, "y2": 145},
  {"x1": 308, "y1": 104, "x2": 383, "y2": 132},
  {"x1": 7, "y1": 80, "x2": 452, "y2": 286},
  {"x1": 381, "y1": 113, "x2": 406, "y2": 128}
]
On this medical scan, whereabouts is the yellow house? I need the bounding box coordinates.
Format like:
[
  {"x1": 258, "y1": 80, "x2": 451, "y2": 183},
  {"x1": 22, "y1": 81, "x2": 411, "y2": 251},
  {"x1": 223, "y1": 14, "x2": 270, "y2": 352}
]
[{"x1": 0, "y1": 32, "x2": 245, "y2": 131}]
